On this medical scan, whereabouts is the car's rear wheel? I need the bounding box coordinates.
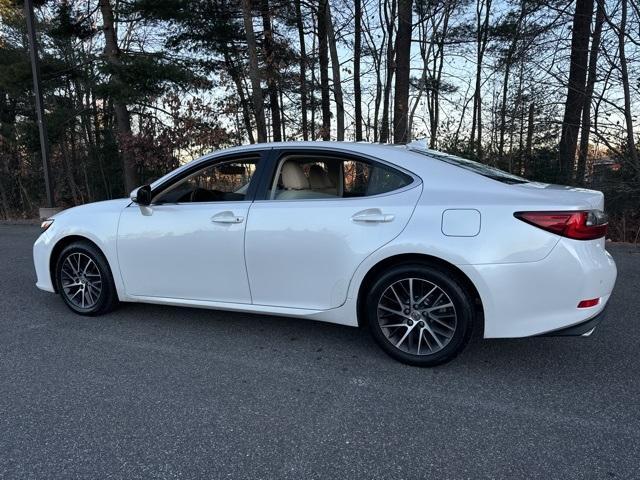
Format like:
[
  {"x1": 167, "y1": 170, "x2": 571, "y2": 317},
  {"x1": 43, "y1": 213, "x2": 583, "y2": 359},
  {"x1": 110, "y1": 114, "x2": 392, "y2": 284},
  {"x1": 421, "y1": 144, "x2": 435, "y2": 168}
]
[
  {"x1": 366, "y1": 264, "x2": 474, "y2": 366},
  {"x1": 55, "y1": 241, "x2": 118, "y2": 316}
]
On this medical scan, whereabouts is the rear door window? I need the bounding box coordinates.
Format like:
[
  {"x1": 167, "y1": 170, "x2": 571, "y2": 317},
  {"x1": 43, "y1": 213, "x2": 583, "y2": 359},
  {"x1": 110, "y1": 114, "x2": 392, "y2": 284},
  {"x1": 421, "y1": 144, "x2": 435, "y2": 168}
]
[{"x1": 268, "y1": 154, "x2": 413, "y2": 200}]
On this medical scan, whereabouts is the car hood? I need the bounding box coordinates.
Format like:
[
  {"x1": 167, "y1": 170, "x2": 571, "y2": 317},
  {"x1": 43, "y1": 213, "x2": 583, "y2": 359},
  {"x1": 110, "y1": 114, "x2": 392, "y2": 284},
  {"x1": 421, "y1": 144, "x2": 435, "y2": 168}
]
[{"x1": 49, "y1": 198, "x2": 131, "y2": 220}]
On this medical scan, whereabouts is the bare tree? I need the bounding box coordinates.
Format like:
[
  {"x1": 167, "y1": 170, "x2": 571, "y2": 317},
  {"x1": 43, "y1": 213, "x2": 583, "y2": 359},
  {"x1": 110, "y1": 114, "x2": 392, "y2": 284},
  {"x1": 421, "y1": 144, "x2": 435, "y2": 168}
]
[
  {"x1": 410, "y1": 0, "x2": 454, "y2": 147},
  {"x1": 616, "y1": 0, "x2": 639, "y2": 175},
  {"x1": 223, "y1": 48, "x2": 255, "y2": 144},
  {"x1": 525, "y1": 102, "x2": 534, "y2": 176},
  {"x1": 318, "y1": 0, "x2": 331, "y2": 140},
  {"x1": 261, "y1": 0, "x2": 282, "y2": 141},
  {"x1": 558, "y1": 0, "x2": 594, "y2": 183},
  {"x1": 294, "y1": 0, "x2": 309, "y2": 140},
  {"x1": 98, "y1": 0, "x2": 138, "y2": 192},
  {"x1": 497, "y1": 0, "x2": 526, "y2": 164},
  {"x1": 241, "y1": 0, "x2": 268, "y2": 142},
  {"x1": 379, "y1": 0, "x2": 397, "y2": 143},
  {"x1": 354, "y1": 0, "x2": 363, "y2": 141},
  {"x1": 469, "y1": 0, "x2": 492, "y2": 160},
  {"x1": 326, "y1": 3, "x2": 345, "y2": 140},
  {"x1": 393, "y1": 0, "x2": 412, "y2": 143},
  {"x1": 576, "y1": 0, "x2": 605, "y2": 184},
  {"x1": 427, "y1": 2, "x2": 453, "y2": 149},
  {"x1": 362, "y1": 2, "x2": 385, "y2": 142}
]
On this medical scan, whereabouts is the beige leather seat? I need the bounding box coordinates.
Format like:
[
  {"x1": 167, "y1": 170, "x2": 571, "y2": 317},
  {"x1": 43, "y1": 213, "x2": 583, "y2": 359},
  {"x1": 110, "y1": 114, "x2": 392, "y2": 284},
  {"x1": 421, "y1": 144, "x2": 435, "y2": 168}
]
[
  {"x1": 308, "y1": 165, "x2": 337, "y2": 196},
  {"x1": 276, "y1": 162, "x2": 333, "y2": 200}
]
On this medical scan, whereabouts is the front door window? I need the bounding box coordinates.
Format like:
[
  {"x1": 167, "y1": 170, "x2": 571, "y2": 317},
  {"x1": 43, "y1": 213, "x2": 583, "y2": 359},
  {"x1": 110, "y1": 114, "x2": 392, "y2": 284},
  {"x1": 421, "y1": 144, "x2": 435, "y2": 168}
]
[{"x1": 154, "y1": 158, "x2": 260, "y2": 204}]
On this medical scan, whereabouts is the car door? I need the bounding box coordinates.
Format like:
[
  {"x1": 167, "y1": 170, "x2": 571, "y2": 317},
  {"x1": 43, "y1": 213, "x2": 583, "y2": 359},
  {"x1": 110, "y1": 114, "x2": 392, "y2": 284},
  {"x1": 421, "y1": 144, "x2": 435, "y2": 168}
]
[
  {"x1": 244, "y1": 148, "x2": 422, "y2": 310},
  {"x1": 117, "y1": 152, "x2": 267, "y2": 303}
]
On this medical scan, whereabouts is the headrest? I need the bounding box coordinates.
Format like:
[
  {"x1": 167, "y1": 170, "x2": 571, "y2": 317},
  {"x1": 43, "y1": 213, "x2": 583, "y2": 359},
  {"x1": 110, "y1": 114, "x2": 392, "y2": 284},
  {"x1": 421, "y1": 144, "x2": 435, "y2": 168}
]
[
  {"x1": 308, "y1": 164, "x2": 331, "y2": 189},
  {"x1": 281, "y1": 162, "x2": 309, "y2": 190}
]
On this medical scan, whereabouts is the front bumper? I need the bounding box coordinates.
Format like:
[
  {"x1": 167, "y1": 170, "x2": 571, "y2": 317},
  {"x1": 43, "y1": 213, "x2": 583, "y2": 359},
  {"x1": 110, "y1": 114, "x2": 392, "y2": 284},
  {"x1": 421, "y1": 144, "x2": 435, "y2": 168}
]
[
  {"x1": 538, "y1": 305, "x2": 607, "y2": 336},
  {"x1": 33, "y1": 230, "x2": 55, "y2": 292}
]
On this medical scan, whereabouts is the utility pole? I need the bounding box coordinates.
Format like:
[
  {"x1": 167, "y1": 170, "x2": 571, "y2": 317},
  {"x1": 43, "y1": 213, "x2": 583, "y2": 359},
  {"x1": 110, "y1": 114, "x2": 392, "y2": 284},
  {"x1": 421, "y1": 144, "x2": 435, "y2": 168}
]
[{"x1": 24, "y1": 0, "x2": 54, "y2": 210}]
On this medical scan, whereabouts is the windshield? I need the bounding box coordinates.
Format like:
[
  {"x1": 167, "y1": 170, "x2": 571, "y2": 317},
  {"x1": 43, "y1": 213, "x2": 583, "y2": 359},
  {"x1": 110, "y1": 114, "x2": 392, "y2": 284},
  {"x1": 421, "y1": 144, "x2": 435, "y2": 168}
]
[{"x1": 409, "y1": 147, "x2": 528, "y2": 184}]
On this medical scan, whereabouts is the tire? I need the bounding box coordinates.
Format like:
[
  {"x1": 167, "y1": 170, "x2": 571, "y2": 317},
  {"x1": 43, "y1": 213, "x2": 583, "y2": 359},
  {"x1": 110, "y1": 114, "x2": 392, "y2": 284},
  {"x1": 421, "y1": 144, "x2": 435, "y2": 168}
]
[
  {"x1": 365, "y1": 263, "x2": 474, "y2": 367},
  {"x1": 55, "y1": 241, "x2": 119, "y2": 316}
]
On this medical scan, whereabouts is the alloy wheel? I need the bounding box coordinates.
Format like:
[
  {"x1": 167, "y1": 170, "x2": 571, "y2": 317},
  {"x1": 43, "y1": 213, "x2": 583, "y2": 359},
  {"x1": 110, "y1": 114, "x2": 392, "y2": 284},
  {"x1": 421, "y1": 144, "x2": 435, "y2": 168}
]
[
  {"x1": 377, "y1": 277, "x2": 457, "y2": 355},
  {"x1": 60, "y1": 252, "x2": 103, "y2": 309}
]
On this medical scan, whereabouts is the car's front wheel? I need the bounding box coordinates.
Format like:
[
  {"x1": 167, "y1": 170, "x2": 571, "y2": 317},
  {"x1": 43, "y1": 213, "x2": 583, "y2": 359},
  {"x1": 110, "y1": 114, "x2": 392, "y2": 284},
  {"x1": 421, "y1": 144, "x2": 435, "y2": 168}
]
[
  {"x1": 55, "y1": 241, "x2": 119, "y2": 316},
  {"x1": 366, "y1": 263, "x2": 475, "y2": 366}
]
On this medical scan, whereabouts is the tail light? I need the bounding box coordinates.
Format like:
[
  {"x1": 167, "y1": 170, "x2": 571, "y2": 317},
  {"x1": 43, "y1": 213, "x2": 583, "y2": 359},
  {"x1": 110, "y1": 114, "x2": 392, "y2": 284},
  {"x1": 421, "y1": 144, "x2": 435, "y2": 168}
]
[{"x1": 514, "y1": 210, "x2": 607, "y2": 240}]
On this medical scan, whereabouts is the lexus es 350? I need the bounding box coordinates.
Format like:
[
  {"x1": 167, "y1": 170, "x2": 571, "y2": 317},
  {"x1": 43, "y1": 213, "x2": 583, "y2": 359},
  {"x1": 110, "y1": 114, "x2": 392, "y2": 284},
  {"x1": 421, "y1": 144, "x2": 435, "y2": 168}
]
[{"x1": 33, "y1": 141, "x2": 617, "y2": 366}]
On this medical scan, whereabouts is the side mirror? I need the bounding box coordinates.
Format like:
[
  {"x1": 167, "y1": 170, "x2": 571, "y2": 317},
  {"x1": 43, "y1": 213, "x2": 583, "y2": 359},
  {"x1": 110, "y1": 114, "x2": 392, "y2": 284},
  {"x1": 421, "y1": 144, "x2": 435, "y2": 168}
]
[{"x1": 130, "y1": 185, "x2": 151, "y2": 206}]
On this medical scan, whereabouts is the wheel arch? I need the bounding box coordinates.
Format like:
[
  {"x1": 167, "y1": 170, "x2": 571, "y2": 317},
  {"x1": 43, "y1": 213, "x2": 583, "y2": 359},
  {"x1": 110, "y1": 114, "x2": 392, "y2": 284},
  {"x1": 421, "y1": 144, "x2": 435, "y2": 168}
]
[
  {"x1": 49, "y1": 235, "x2": 108, "y2": 293},
  {"x1": 356, "y1": 253, "x2": 484, "y2": 329}
]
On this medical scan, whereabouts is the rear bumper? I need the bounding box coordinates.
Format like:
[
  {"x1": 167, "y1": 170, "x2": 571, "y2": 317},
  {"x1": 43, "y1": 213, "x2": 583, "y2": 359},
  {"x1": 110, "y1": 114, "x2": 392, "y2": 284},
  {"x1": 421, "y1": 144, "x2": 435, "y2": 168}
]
[
  {"x1": 538, "y1": 305, "x2": 607, "y2": 337},
  {"x1": 458, "y1": 237, "x2": 616, "y2": 338}
]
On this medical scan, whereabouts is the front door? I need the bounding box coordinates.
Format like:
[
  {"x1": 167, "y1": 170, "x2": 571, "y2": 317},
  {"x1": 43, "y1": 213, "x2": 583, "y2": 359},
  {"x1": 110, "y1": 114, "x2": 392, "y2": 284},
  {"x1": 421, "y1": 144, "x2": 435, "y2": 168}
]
[{"x1": 117, "y1": 154, "x2": 263, "y2": 303}]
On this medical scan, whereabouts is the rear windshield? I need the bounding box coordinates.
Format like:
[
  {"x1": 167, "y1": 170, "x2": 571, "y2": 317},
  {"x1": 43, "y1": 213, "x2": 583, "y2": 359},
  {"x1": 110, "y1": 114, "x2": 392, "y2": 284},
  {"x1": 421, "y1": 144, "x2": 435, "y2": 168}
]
[{"x1": 409, "y1": 148, "x2": 528, "y2": 184}]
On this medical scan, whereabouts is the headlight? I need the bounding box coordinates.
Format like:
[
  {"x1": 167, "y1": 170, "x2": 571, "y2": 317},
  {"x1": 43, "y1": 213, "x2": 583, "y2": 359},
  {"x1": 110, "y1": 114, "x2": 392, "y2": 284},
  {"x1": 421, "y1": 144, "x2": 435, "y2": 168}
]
[{"x1": 41, "y1": 219, "x2": 54, "y2": 231}]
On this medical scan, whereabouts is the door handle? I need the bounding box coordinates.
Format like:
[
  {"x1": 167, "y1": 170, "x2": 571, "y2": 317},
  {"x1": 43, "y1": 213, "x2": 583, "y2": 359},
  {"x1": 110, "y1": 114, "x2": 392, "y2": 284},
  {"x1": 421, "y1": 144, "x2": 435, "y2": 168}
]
[
  {"x1": 351, "y1": 209, "x2": 395, "y2": 223},
  {"x1": 211, "y1": 211, "x2": 244, "y2": 224}
]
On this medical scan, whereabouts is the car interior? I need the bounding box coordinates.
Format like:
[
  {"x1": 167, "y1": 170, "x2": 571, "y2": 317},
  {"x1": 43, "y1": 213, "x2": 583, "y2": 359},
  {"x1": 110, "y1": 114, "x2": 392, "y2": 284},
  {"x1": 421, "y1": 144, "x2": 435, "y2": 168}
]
[
  {"x1": 269, "y1": 155, "x2": 412, "y2": 200},
  {"x1": 153, "y1": 160, "x2": 258, "y2": 204}
]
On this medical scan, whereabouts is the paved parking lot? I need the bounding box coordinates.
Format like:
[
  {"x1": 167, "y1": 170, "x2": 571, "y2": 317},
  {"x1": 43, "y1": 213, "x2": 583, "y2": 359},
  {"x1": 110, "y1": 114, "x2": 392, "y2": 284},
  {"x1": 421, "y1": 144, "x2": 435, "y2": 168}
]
[{"x1": 1, "y1": 224, "x2": 639, "y2": 479}]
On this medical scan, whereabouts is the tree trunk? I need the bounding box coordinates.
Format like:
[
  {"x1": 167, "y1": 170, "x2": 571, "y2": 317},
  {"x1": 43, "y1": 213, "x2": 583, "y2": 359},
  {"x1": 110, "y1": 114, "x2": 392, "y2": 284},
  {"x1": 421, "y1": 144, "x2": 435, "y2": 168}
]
[
  {"x1": 224, "y1": 48, "x2": 255, "y2": 144},
  {"x1": 241, "y1": 0, "x2": 268, "y2": 143},
  {"x1": 98, "y1": 0, "x2": 138, "y2": 193},
  {"x1": 525, "y1": 102, "x2": 534, "y2": 176},
  {"x1": 576, "y1": 0, "x2": 604, "y2": 185},
  {"x1": 318, "y1": 0, "x2": 331, "y2": 140},
  {"x1": 354, "y1": 0, "x2": 363, "y2": 141},
  {"x1": 498, "y1": 1, "x2": 525, "y2": 163},
  {"x1": 0, "y1": 175, "x2": 9, "y2": 219},
  {"x1": 617, "y1": 0, "x2": 639, "y2": 176},
  {"x1": 430, "y1": 6, "x2": 451, "y2": 148},
  {"x1": 261, "y1": 0, "x2": 282, "y2": 141},
  {"x1": 325, "y1": 4, "x2": 344, "y2": 140},
  {"x1": 60, "y1": 141, "x2": 81, "y2": 205},
  {"x1": 310, "y1": 11, "x2": 317, "y2": 140},
  {"x1": 469, "y1": 0, "x2": 491, "y2": 159},
  {"x1": 379, "y1": 0, "x2": 397, "y2": 143},
  {"x1": 558, "y1": 0, "x2": 594, "y2": 184},
  {"x1": 392, "y1": 0, "x2": 412, "y2": 144},
  {"x1": 294, "y1": 0, "x2": 309, "y2": 140},
  {"x1": 279, "y1": 88, "x2": 287, "y2": 139},
  {"x1": 362, "y1": 6, "x2": 383, "y2": 142}
]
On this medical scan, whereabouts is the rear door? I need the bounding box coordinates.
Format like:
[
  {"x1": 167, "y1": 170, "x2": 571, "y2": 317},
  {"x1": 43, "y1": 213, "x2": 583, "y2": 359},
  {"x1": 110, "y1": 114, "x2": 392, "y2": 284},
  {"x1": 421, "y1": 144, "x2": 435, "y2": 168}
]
[{"x1": 244, "y1": 148, "x2": 422, "y2": 310}]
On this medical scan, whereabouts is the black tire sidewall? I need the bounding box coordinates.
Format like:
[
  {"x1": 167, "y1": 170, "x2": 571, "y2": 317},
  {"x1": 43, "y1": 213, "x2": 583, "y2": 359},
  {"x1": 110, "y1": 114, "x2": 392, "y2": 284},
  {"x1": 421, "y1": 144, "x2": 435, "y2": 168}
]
[
  {"x1": 366, "y1": 264, "x2": 474, "y2": 366},
  {"x1": 55, "y1": 242, "x2": 117, "y2": 316}
]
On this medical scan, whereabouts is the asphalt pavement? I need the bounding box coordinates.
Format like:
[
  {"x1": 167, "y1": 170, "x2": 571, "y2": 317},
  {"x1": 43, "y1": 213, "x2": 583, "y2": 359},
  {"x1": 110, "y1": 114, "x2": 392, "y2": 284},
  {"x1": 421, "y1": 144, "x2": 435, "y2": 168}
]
[{"x1": 1, "y1": 224, "x2": 639, "y2": 479}]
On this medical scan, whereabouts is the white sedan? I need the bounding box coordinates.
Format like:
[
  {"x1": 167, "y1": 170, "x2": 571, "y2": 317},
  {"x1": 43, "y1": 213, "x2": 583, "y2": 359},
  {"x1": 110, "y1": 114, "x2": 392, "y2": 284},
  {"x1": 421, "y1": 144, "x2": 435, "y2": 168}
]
[{"x1": 33, "y1": 141, "x2": 617, "y2": 366}]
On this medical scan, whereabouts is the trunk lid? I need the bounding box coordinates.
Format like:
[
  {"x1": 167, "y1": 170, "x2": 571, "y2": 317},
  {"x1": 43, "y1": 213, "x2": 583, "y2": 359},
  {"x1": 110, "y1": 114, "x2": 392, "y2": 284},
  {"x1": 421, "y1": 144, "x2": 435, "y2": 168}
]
[{"x1": 512, "y1": 182, "x2": 605, "y2": 210}]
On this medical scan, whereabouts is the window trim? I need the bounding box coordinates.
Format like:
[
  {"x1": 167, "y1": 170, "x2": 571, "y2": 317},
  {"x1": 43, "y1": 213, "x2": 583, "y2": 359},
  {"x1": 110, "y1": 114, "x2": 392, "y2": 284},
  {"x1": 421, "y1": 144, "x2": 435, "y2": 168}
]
[
  {"x1": 253, "y1": 148, "x2": 420, "y2": 203},
  {"x1": 148, "y1": 151, "x2": 270, "y2": 206}
]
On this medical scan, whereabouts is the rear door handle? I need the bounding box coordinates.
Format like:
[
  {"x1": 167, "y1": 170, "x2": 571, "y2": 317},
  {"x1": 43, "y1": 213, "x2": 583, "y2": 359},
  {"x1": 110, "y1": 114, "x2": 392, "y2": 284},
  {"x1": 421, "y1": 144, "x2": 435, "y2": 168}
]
[
  {"x1": 351, "y1": 209, "x2": 395, "y2": 223},
  {"x1": 211, "y1": 211, "x2": 244, "y2": 224}
]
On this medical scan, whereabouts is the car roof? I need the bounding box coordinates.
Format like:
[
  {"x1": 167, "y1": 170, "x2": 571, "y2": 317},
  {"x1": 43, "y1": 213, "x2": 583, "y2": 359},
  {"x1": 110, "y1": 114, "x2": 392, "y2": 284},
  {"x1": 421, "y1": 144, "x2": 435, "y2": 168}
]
[{"x1": 210, "y1": 141, "x2": 406, "y2": 156}]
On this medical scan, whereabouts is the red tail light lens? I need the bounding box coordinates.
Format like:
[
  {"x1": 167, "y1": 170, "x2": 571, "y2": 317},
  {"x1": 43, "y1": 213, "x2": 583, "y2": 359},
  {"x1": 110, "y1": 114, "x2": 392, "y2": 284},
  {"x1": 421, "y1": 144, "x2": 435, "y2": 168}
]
[
  {"x1": 514, "y1": 210, "x2": 608, "y2": 240},
  {"x1": 577, "y1": 298, "x2": 600, "y2": 308}
]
